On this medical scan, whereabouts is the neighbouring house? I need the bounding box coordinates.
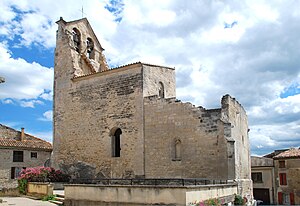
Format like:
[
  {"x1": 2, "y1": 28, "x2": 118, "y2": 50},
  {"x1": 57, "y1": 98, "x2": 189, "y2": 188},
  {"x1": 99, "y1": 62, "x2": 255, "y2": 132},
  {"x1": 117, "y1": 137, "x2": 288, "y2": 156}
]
[
  {"x1": 251, "y1": 156, "x2": 275, "y2": 204},
  {"x1": 0, "y1": 124, "x2": 52, "y2": 189},
  {"x1": 273, "y1": 148, "x2": 300, "y2": 205},
  {"x1": 51, "y1": 17, "x2": 253, "y2": 205},
  {"x1": 251, "y1": 148, "x2": 300, "y2": 205}
]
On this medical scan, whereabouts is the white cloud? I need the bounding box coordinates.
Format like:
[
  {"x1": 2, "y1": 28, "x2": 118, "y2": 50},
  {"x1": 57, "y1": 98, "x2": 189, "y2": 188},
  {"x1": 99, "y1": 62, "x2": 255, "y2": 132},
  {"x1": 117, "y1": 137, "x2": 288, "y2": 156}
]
[
  {"x1": 39, "y1": 91, "x2": 53, "y2": 101},
  {"x1": 20, "y1": 100, "x2": 43, "y2": 108},
  {"x1": 39, "y1": 110, "x2": 53, "y2": 122},
  {"x1": 0, "y1": 43, "x2": 53, "y2": 102},
  {"x1": 28, "y1": 130, "x2": 53, "y2": 143},
  {"x1": 0, "y1": 0, "x2": 300, "y2": 155},
  {"x1": 2, "y1": 99, "x2": 14, "y2": 104}
]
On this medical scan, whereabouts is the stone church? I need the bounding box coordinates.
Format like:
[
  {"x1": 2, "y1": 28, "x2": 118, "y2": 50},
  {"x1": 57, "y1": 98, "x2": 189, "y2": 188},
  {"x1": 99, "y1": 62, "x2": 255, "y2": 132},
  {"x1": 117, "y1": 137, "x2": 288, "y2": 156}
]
[{"x1": 51, "y1": 17, "x2": 252, "y2": 197}]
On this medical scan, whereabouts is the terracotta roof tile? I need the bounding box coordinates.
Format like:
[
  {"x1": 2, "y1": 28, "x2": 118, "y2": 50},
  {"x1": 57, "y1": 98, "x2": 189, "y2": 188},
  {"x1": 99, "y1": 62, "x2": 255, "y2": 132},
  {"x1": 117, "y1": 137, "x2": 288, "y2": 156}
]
[
  {"x1": 0, "y1": 124, "x2": 52, "y2": 151},
  {"x1": 274, "y1": 148, "x2": 300, "y2": 159}
]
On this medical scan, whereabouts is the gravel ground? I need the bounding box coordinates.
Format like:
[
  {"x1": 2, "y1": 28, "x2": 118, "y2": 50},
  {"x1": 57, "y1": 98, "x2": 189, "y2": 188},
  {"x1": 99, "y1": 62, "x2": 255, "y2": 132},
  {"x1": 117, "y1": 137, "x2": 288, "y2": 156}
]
[{"x1": 0, "y1": 197, "x2": 56, "y2": 206}]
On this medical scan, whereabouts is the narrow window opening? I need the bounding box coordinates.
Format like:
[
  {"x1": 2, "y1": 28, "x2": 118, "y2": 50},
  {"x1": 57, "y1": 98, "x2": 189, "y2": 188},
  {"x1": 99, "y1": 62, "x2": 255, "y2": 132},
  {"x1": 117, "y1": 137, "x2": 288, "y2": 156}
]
[
  {"x1": 72, "y1": 28, "x2": 81, "y2": 53},
  {"x1": 86, "y1": 37, "x2": 95, "y2": 59},
  {"x1": 112, "y1": 128, "x2": 122, "y2": 157},
  {"x1": 175, "y1": 139, "x2": 181, "y2": 160},
  {"x1": 158, "y1": 82, "x2": 165, "y2": 98}
]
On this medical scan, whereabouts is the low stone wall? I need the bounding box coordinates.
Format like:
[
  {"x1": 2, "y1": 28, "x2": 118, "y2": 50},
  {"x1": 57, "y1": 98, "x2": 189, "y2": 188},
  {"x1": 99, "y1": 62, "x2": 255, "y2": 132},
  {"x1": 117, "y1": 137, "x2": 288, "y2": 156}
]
[
  {"x1": 27, "y1": 182, "x2": 53, "y2": 197},
  {"x1": 64, "y1": 183, "x2": 237, "y2": 206}
]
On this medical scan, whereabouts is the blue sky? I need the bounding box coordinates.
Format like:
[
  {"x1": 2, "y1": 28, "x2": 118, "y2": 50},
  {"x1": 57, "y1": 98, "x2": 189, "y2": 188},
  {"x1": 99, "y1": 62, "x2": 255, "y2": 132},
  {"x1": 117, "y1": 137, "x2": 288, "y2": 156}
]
[{"x1": 0, "y1": 0, "x2": 299, "y2": 156}]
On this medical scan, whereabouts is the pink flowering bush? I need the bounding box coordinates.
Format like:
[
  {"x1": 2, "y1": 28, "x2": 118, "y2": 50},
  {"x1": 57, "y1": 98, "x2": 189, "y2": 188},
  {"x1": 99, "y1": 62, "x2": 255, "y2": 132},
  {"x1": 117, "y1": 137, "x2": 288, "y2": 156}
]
[
  {"x1": 189, "y1": 198, "x2": 223, "y2": 206},
  {"x1": 18, "y1": 167, "x2": 70, "y2": 194},
  {"x1": 18, "y1": 167, "x2": 69, "y2": 182}
]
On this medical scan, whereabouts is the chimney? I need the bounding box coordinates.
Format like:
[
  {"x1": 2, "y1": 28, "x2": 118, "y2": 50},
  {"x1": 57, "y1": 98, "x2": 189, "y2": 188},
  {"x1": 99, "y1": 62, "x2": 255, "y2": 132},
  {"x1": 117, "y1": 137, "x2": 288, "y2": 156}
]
[{"x1": 21, "y1": 128, "x2": 25, "y2": 141}]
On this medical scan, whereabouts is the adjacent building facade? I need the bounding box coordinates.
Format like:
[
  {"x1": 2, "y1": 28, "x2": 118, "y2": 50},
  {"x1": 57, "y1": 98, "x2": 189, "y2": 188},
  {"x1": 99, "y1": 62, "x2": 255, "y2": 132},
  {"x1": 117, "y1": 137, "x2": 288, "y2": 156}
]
[
  {"x1": 251, "y1": 148, "x2": 300, "y2": 205},
  {"x1": 251, "y1": 156, "x2": 275, "y2": 204},
  {"x1": 51, "y1": 17, "x2": 252, "y2": 199},
  {"x1": 0, "y1": 124, "x2": 52, "y2": 189},
  {"x1": 273, "y1": 148, "x2": 300, "y2": 205}
]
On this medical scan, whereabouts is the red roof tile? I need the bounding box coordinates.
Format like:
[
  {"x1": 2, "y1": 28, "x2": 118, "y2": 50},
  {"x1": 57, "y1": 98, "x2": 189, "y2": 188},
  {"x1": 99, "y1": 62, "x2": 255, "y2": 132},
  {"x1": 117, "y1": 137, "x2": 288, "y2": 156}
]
[
  {"x1": 0, "y1": 124, "x2": 52, "y2": 151},
  {"x1": 274, "y1": 148, "x2": 300, "y2": 159}
]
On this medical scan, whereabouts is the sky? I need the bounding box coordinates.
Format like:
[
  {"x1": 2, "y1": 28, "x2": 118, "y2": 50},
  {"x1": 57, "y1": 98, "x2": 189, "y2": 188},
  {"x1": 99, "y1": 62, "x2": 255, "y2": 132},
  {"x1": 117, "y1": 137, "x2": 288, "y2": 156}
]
[{"x1": 0, "y1": 0, "x2": 299, "y2": 156}]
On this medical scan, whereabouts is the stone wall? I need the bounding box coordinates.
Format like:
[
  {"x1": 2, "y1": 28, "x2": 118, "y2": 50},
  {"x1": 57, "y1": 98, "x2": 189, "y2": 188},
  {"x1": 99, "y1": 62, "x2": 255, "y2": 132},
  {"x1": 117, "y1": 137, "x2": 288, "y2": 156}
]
[
  {"x1": 221, "y1": 95, "x2": 252, "y2": 199},
  {"x1": 64, "y1": 183, "x2": 238, "y2": 206},
  {"x1": 27, "y1": 182, "x2": 53, "y2": 197},
  {"x1": 142, "y1": 64, "x2": 176, "y2": 98},
  {"x1": 251, "y1": 156, "x2": 274, "y2": 167},
  {"x1": 144, "y1": 97, "x2": 228, "y2": 179},
  {"x1": 0, "y1": 149, "x2": 51, "y2": 189},
  {"x1": 52, "y1": 58, "x2": 145, "y2": 178}
]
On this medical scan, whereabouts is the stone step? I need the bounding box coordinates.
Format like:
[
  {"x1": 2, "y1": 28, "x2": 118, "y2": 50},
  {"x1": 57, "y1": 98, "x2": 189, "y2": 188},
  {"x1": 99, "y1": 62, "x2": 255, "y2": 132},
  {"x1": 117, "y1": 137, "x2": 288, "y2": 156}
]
[
  {"x1": 49, "y1": 199, "x2": 64, "y2": 205},
  {"x1": 55, "y1": 196, "x2": 65, "y2": 201},
  {"x1": 55, "y1": 193, "x2": 65, "y2": 198}
]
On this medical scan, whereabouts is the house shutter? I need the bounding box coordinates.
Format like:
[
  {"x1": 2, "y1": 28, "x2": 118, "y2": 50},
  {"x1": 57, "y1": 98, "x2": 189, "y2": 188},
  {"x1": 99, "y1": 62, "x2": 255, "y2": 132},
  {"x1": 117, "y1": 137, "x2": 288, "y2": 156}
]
[
  {"x1": 278, "y1": 192, "x2": 283, "y2": 204},
  {"x1": 290, "y1": 192, "x2": 295, "y2": 205},
  {"x1": 283, "y1": 173, "x2": 287, "y2": 185}
]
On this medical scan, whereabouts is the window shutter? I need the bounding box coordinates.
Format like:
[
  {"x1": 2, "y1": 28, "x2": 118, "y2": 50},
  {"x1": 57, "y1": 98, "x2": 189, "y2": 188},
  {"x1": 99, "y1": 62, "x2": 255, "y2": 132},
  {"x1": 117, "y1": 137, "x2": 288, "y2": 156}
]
[
  {"x1": 279, "y1": 173, "x2": 287, "y2": 185},
  {"x1": 278, "y1": 192, "x2": 283, "y2": 204},
  {"x1": 290, "y1": 192, "x2": 295, "y2": 205},
  {"x1": 283, "y1": 173, "x2": 287, "y2": 185}
]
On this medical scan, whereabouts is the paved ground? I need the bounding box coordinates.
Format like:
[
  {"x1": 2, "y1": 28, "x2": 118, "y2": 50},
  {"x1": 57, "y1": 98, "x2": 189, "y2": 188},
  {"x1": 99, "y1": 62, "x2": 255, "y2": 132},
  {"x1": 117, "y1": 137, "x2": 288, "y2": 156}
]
[{"x1": 0, "y1": 197, "x2": 56, "y2": 206}]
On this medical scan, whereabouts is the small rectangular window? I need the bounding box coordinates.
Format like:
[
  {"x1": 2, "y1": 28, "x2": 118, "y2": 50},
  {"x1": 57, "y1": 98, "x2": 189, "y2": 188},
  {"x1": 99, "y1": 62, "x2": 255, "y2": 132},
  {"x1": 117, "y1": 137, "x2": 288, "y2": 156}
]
[
  {"x1": 13, "y1": 151, "x2": 24, "y2": 162},
  {"x1": 279, "y1": 160, "x2": 285, "y2": 168},
  {"x1": 251, "y1": 172, "x2": 263, "y2": 183},
  {"x1": 279, "y1": 173, "x2": 287, "y2": 185},
  {"x1": 31, "y1": 152, "x2": 37, "y2": 159}
]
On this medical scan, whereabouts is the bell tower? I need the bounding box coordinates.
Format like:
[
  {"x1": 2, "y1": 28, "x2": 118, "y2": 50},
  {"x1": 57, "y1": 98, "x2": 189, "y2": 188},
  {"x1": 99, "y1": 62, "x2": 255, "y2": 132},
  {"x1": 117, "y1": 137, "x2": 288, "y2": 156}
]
[{"x1": 55, "y1": 17, "x2": 109, "y2": 78}]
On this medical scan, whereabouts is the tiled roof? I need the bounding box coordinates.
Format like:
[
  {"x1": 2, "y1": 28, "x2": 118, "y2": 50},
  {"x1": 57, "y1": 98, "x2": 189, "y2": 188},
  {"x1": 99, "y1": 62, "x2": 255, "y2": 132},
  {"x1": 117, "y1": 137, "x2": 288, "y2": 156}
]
[
  {"x1": 0, "y1": 139, "x2": 52, "y2": 151},
  {"x1": 0, "y1": 124, "x2": 52, "y2": 151},
  {"x1": 273, "y1": 148, "x2": 300, "y2": 159},
  {"x1": 263, "y1": 149, "x2": 288, "y2": 158}
]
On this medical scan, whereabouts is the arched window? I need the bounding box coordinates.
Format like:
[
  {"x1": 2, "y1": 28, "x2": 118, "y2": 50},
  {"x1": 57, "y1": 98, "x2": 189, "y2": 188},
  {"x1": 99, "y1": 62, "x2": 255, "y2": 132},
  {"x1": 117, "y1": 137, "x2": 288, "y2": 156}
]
[
  {"x1": 72, "y1": 28, "x2": 81, "y2": 53},
  {"x1": 86, "y1": 37, "x2": 95, "y2": 59},
  {"x1": 111, "y1": 128, "x2": 122, "y2": 157},
  {"x1": 158, "y1": 82, "x2": 165, "y2": 98},
  {"x1": 174, "y1": 139, "x2": 181, "y2": 160}
]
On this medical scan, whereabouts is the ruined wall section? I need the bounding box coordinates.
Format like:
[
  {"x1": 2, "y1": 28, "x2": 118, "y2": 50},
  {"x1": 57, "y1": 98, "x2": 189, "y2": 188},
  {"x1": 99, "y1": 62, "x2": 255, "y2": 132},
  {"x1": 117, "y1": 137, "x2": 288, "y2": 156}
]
[
  {"x1": 221, "y1": 95, "x2": 252, "y2": 198},
  {"x1": 142, "y1": 65, "x2": 176, "y2": 98},
  {"x1": 144, "y1": 97, "x2": 228, "y2": 179},
  {"x1": 53, "y1": 65, "x2": 144, "y2": 179}
]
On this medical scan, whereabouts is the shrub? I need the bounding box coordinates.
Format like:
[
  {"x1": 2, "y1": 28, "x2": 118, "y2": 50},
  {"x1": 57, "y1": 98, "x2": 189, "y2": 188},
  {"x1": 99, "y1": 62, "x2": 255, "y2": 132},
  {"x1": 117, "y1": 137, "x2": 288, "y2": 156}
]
[
  {"x1": 42, "y1": 194, "x2": 56, "y2": 201},
  {"x1": 234, "y1": 194, "x2": 247, "y2": 205},
  {"x1": 18, "y1": 166, "x2": 70, "y2": 194},
  {"x1": 189, "y1": 198, "x2": 222, "y2": 206},
  {"x1": 18, "y1": 178, "x2": 28, "y2": 194},
  {"x1": 18, "y1": 167, "x2": 70, "y2": 183}
]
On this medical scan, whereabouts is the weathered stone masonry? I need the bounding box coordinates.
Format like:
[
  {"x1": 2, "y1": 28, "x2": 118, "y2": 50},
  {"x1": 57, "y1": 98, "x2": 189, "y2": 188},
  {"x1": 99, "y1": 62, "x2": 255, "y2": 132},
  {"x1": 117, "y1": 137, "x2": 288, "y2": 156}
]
[{"x1": 51, "y1": 17, "x2": 252, "y2": 199}]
